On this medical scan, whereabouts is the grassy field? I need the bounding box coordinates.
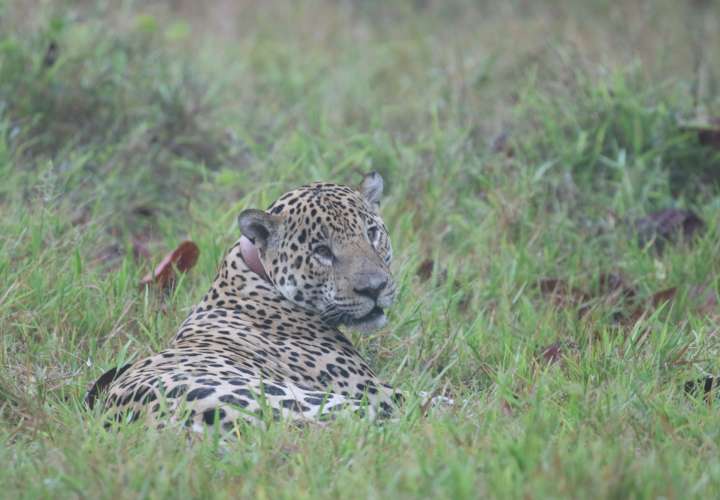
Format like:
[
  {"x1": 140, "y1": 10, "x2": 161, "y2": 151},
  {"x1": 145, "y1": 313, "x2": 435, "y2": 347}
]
[{"x1": 2, "y1": 0, "x2": 720, "y2": 498}]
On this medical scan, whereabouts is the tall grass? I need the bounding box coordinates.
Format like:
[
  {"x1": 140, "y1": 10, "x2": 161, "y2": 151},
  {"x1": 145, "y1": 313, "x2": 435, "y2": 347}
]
[{"x1": 2, "y1": 1, "x2": 720, "y2": 498}]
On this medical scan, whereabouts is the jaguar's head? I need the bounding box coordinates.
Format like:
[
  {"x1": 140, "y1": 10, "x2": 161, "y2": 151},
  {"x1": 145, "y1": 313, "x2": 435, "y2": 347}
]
[{"x1": 238, "y1": 172, "x2": 396, "y2": 332}]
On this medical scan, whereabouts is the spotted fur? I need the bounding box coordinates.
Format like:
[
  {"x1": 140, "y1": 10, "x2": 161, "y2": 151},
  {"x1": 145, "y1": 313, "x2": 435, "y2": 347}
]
[{"x1": 93, "y1": 173, "x2": 411, "y2": 430}]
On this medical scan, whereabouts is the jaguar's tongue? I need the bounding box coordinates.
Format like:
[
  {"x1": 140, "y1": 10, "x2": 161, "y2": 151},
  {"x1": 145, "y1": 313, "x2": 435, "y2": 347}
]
[{"x1": 239, "y1": 235, "x2": 269, "y2": 281}]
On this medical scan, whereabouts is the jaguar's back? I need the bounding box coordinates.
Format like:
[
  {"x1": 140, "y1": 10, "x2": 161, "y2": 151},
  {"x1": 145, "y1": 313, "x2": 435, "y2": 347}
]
[{"x1": 94, "y1": 172, "x2": 403, "y2": 431}]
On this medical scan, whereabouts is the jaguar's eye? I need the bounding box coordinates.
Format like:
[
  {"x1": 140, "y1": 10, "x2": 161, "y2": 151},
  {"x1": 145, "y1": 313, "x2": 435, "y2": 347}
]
[
  {"x1": 313, "y1": 245, "x2": 334, "y2": 264},
  {"x1": 367, "y1": 226, "x2": 380, "y2": 245}
]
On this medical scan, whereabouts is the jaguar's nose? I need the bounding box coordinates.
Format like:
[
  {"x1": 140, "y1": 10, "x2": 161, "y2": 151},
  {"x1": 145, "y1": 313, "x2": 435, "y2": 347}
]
[{"x1": 354, "y1": 273, "x2": 388, "y2": 301}]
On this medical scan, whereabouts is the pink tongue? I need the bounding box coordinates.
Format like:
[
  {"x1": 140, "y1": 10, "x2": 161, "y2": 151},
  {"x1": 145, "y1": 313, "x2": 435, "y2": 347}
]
[{"x1": 239, "y1": 235, "x2": 269, "y2": 281}]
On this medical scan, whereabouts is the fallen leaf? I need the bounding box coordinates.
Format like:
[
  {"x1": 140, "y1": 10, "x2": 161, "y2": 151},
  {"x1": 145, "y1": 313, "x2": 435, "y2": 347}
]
[
  {"x1": 140, "y1": 240, "x2": 200, "y2": 289},
  {"x1": 679, "y1": 117, "x2": 720, "y2": 149},
  {"x1": 538, "y1": 342, "x2": 564, "y2": 365},
  {"x1": 500, "y1": 399, "x2": 514, "y2": 417},
  {"x1": 623, "y1": 284, "x2": 719, "y2": 327},
  {"x1": 538, "y1": 273, "x2": 640, "y2": 321},
  {"x1": 650, "y1": 287, "x2": 678, "y2": 307},
  {"x1": 417, "y1": 258, "x2": 449, "y2": 285},
  {"x1": 621, "y1": 287, "x2": 677, "y2": 326},
  {"x1": 417, "y1": 259, "x2": 435, "y2": 283},
  {"x1": 634, "y1": 208, "x2": 705, "y2": 251},
  {"x1": 536, "y1": 340, "x2": 578, "y2": 365}
]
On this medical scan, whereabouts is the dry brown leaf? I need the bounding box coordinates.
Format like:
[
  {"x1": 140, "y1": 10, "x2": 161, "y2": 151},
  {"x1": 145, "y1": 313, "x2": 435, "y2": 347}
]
[
  {"x1": 634, "y1": 208, "x2": 705, "y2": 251},
  {"x1": 650, "y1": 287, "x2": 678, "y2": 307},
  {"x1": 623, "y1": 284, "x2": 719, "y2": 327},
  {"x1": 140, "y1": 240, "x2": 200, "y2": 289},
  {"x1": 417, "y1": 258, "x2": 450, "y2": 286},
  {"x1": 536, "y1": 340, "x2": 579, "y2": 366},
  {"x1": 416, "y1": 259, "x2": 435, "y2": 283},
  {"x1": 500, "y1": 399, "x2": 514, "y2": 417},
  {"x1": 680, "y1": 117, "x2": 720, "y2": 149},
  {"x1": 538, "y1": 341, "x2": 564, "y2": 365},
  {"x1": 621, "y1": 287, "x2": 677, "y2": 327}
]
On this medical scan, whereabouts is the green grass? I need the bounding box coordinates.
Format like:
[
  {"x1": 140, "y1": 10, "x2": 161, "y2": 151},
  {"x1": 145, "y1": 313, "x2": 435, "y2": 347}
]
[{"x1": 2, "y1": 0, "x2": 720, "y2": 498}]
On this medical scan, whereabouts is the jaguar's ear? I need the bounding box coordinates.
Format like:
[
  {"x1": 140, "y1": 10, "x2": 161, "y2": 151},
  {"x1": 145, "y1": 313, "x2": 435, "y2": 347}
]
[
  {"x1": 359, "y1": 171, "x2": 383, "y2": 210},
  {"x1": 237, "y1": 209, "x2": 282, "y2": 251}
]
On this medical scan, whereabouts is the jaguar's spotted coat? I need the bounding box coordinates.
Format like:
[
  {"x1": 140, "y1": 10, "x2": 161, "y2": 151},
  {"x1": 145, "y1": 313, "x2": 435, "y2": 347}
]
[{"x1": 90, "y1": 173, "x2": 414, "y2": 431}]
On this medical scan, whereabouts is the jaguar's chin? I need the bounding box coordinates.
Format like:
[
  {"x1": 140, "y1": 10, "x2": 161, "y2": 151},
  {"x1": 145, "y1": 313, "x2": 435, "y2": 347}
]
[
  {"x1": 322, "y1": 306, "x2": 388, "y2": 332},
  {"x1": 344, "y1": 307, "x2": 387, "y2": 332}
]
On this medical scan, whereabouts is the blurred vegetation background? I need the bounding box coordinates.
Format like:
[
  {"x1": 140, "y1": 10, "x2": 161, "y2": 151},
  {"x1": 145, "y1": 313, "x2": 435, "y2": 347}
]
[{"x1": 3, "y1": 1, "x2": 720, "y2": 498}]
